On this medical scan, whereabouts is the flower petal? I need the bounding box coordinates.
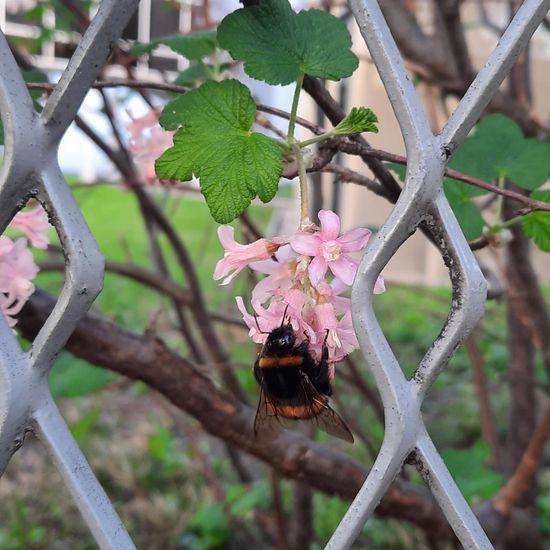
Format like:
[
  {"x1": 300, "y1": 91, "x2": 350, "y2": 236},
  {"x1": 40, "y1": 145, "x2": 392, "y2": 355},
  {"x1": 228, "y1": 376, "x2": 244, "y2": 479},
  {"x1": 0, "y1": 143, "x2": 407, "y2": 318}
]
[
  {"x1": 338, "y1": 227, "x2": 371, "y2": 253},
  {"x1": 249, "y1": 258, "x2": 280, "y2": 275},
  {"x1": 374, "y1": 275, "x2": 386, "y2": 294},
  {"x1": 314, "y1": 302, "x2": 338, "y2": 330},
  {"x1": 318, "y1": 210, "x2": 340, "y2": 241},
  {"x1": 213, "y1": 257, "x2": 242, "y2": 285},
  {"x1": 217, "y1": 225, "x2": 237, "y2": 250},
  {"x1": 290, "y1": 232, "x2": 320, "y2": 256},
  {"x1": 284, "y1": 288, "x2": 306, "y2": 314},
  {"x1": 329, "y1": 255, "x2": 357, "y2": 286},
  {"x1": 252, "y1": 272, "x2": 288, "y2": 303},
  {"x1": 9, "y1": 207, "x2": 50, "y2": 250},
  {"x1": 308, "y1": 255, "x2": 328, "y2": 287}
]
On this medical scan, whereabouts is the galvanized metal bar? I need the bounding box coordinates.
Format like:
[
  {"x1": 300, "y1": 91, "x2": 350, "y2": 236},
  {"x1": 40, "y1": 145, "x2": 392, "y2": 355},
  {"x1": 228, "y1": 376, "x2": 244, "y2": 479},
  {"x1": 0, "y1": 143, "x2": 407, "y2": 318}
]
[
  {"x1": 441, "y1": 0, "x2": 550, "y2": 153},
  {"x1": 0, "y1": 31, "x2": 37, "y2": 215},
  {"x1": 41, "y1": 0, "x2": 141, "y2": 142},
  {"x1": 0, "y1": 320, "x2": 31, "y2": 475},
  {"x1": 327, "y1": 1, "x2": 445, "y2": 546},
  {"x1": 31, "y1": 164, "x2": 104, "y2": 373},
  {"x1": 32, "y1": 394, "x2": 136, "y2": 550},
  {"x1": 0, "y1": 1, "x2": 139, "y2": 546},
  {"x1": 328, "y1": 0, "x2": 546, "y2": 548},
  {"x1": 412, "y1": 193, "x2": 487, "y2": 398},
  {"x1": 415, "y1": 428, "x2": 492, "y2": 549}
]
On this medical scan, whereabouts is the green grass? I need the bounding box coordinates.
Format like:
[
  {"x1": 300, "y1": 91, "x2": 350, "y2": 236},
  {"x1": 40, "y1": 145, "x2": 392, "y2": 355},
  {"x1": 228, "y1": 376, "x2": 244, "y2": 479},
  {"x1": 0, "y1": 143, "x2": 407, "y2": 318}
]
[{"x1": 32, "y1": 185, "x2": 271, "y2": 399}]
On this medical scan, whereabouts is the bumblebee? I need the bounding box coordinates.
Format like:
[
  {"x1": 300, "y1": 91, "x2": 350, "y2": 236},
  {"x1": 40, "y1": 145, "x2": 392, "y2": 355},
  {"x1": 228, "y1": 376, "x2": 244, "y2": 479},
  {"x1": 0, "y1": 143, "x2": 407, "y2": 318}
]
[{"x1": 253, "y1": 319, "x2": 354, "y2": 443}]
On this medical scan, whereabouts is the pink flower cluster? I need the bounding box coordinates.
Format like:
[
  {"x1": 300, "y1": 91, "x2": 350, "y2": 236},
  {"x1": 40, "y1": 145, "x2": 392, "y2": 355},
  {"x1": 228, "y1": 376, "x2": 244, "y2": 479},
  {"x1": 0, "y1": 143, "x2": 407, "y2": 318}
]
[
  {"x1": 0, "y1": 207, "x2": 49, "y2": 327},
  {"x1": 214, "y1": 210, "x2": 384, "y2": 370},
  {"x1": 127, "y1": 110, "x2": 174, "y2": 185}
]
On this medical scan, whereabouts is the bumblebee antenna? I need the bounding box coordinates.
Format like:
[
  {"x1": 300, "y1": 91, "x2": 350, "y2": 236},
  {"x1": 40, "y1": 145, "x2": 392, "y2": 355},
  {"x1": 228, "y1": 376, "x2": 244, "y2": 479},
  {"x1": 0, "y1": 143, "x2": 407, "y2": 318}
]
[
  {"x1": 280, "y1": 304, "x2": 290, "y2": 327},
  {"x1": 253, "y1": 313, "x2": 270, "y2": 335}
]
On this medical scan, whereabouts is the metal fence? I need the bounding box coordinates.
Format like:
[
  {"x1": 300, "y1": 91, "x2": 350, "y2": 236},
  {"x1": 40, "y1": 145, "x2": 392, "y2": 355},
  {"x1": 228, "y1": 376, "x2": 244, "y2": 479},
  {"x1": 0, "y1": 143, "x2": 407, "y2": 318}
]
[{"x1": 0, "y1": 1, "x2": 549, "y2": 549}]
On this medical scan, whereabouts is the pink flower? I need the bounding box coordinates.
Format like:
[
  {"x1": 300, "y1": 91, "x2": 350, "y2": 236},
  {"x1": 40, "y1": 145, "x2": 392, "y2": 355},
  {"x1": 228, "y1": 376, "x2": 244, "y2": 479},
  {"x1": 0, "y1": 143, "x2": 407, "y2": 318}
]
[
  {"x1": 214, "y1": 226, "x2": 286, "y2": 285},
  {"x1": 127, "y1": 110, "x2": 174, "y2": 184},
  {"x1": 0, "y1": 237, "x2": 39, "y2": 326},
  {"x1": 216, "y1": 210, "x2": 385, "y2": 372},
  {"x1": 249, "y1": 245, "x2": 299, "y2": 303},
  {"x1": 374, "y1": 276, "x2": 386, "y2": 294},
  {"x1": 237, "y1": 298, "x2": 294, "y2": 344},
  {"x1": 9, "y1": 206, "x2": 50, "y2": 249},
  {"x1": 290, "y1": 210, "x2": 371, "y2": 286}
]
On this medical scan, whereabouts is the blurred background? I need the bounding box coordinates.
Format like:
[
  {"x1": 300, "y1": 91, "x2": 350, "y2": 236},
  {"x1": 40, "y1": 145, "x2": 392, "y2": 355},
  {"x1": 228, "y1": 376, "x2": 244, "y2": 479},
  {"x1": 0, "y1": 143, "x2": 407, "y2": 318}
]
[{"x1": 1, "y1": 1, "x2": 550, "y2": 549}]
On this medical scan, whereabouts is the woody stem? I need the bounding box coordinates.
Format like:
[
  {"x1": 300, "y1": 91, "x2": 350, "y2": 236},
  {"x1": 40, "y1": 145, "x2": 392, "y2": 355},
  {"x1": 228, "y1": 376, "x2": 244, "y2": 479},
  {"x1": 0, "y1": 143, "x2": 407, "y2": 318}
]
[{"x1": 295, "y1": 145, "x2": 310, "y2": 230}]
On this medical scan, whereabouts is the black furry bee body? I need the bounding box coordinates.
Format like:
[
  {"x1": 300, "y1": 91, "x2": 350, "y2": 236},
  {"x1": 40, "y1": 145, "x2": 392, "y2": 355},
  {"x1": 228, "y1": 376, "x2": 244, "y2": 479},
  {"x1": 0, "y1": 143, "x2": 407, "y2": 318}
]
[{"x1": 253, "y1": 323, "x2": 354, "y2": 443}]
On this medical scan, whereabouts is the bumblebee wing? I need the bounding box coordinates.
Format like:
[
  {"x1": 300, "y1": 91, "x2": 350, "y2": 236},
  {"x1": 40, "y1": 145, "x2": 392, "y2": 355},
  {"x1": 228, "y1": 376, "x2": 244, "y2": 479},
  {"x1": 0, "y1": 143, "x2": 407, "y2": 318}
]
[
  {"x1": 253, "y1": 388, "x2": 288, "y2": 441},
  {"x1": 300, "y1": 376, "x2": 354, "y2": 443}
]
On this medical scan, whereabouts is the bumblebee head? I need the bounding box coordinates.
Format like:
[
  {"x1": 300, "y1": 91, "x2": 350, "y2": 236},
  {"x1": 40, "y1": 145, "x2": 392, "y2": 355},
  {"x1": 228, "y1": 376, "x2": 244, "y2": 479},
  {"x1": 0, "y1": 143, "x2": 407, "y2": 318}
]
[{"x1": 265, "y1": 324, "x2": 296, "y2": 353}]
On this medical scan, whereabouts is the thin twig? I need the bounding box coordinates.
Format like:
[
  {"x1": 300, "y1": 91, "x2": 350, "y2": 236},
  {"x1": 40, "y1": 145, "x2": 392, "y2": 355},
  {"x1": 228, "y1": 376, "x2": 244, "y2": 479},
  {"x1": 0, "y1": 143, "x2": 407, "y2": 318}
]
[
  {"x1": 329, "y1": 140, "x2": 550, "y2": 213},
  {"x1": 321, "y1": 163, "x2": 386, "y2": 196},
  {"x1": 493, "y1": 405, "x2": 550, "y2": 516},
  {"x1": 26, "y1": 81, "x2": 550, "y2": 213},
  {"x1": 269, "y1": 470, "x2": 290, "y2": 550},
  {"x1": 464, "y1": 335, "x2": 501, "y2": 470},
  {"x1": 27, "y1": 80, "x2": 321, "y2": 134},
  {"x1": 38, "y1": 259, "x2": 246, "y2": 328}
]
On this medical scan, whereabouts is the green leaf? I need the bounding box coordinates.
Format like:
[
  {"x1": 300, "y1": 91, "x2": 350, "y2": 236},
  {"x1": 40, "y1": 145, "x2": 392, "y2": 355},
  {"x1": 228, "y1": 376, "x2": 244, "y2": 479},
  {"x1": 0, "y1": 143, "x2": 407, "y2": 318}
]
[
  {"x1": 227, "y1": 480, "x2": 270, "y2": 517},
  {"x1": 70, "y1": 409, "x2": 101, "y2": 443},
  {"x1": 189, "y1": 502, "x2": 231, "y2": 545},
  {"x1": 507, "y1": 138, "x2": 550, "y2": 191},
  {"x1": 521, "y1": 190, "x2": 550, "y2": 252},
  {"x1": 217, "y1": 0, "x2": 358, "y2": 85},
  {"x1": 450, "y1": 114, "x2": 550, "y2": 191},
  {"x1": 441, "y1": 441, "x2": 503, "y2": 502},
  {"x1": 148, "y1": 426, "x2": 173, "y2": 461},
  {"x1": 333, "y1": 107, "x2": 378, "y2": 136},
  {"x1": 131, "y1": 29, "x2": 217, "y2": 60},
  {"x1": 172, "y1": 63, "x2": 232, "y2": 86},
  {"x1": 386, "y1": 161, "x2": 406, "y2": 182},
  {"x1": 156, "y1": 79, "x2": 282, "y2": 223},
  {"x1": 387, "y1": 161, "x2": 485, "y2": 240},
  {"x1": 50, "y1": 351, "x2": 114, "y2": 399},
  {"x1": 444, "y1": 182, "x2": 485, "y2": 241}
]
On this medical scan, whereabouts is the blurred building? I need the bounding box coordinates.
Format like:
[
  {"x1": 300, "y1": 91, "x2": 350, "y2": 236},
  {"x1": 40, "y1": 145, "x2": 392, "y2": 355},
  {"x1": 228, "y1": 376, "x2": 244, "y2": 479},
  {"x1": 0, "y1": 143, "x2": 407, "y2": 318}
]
[{"x1": 304, "y1": 2, "x2": 550, "y2": 287}]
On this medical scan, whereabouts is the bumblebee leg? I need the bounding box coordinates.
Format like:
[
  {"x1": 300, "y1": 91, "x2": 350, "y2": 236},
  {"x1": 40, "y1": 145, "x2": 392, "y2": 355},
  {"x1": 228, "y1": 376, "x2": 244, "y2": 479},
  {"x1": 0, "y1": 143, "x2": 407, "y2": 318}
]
[{"x1": 311, "y1": 332, "x2": 332, "y2": 395}]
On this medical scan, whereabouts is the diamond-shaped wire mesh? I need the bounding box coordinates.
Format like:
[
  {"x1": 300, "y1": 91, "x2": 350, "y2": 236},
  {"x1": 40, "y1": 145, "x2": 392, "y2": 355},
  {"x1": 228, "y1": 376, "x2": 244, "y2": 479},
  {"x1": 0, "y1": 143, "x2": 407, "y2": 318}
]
[
  {"x1": 0, "y1": 1, "x2": 139, "y2": 548},
  {"x1": 328, "y1": 1, "x2": 550, "y2": 549},
  {"x1": 0, "y1": 1, "x2": 549, "y2": 549}
]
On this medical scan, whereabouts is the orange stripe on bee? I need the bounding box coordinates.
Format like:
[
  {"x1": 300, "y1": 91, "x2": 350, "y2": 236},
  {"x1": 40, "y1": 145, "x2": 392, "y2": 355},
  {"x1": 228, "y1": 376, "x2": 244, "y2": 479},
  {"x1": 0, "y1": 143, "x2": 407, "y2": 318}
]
[
  {"x1": 258, "y1": 356, "x2": 304, "y2": 368},
  {"x1": 268, "y1": 399, "x2": 327, "y2": 419}
]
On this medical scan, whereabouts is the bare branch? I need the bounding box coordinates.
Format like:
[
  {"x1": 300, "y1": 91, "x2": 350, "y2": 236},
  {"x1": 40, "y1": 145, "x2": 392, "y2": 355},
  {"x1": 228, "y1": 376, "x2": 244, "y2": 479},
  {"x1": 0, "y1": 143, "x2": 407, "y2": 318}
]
[
  {"x1": 493, "y1": 405, "x2": 550, "y2": 515},
  {"x1": 476, "y1": 0, "x2": 506, "y2": 35},
  {"x1": 38, "y1": 259, "x2": 245, "y2": 328},
  {"x1": 324, "y1": 139, "x2": 550, "y2": 213},
  {"x1": 464, "y1": 335, "x2": 501, "y2": 470},
  {"x1": 18, "y1": 288, "x2": 453, "y2": 536}
]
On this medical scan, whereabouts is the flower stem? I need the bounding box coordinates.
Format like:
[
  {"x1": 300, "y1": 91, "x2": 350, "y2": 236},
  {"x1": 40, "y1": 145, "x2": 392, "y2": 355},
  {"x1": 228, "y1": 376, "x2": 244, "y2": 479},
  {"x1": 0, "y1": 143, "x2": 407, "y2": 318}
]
[
  {"x1": 294, "y1": 144, "x2": 311, "y2": 230},
  {"x1": 299, "y1": 130, "x2": 335, "y2": 149},
  {"x1": 495, "y1": 175, "x2": 506, "y2": 223},
  {"x1": 287, "y1": 73, "x2": 304, "y2": 144},
  {"x1": 499, "y1": 215, "x2": 524, "y2": 229}
]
